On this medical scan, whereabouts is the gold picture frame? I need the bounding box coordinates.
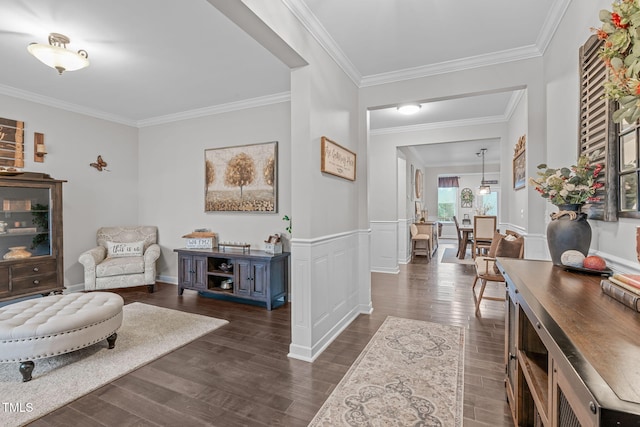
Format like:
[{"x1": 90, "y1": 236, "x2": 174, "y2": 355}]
[
  {"x1": 321, "y1": 136, "x2": 356, "y2": 181},
  {"x1": 513, "y1": 135, "x2": 526, "y2": 190},
  {"x1": 415, "y1": 169, "x2": 423, "y2": 199}
]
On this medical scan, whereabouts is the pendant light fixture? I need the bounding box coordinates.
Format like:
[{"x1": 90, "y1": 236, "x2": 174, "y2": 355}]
[
  {"x1": 477, "y1": 148, "x2": 491, "y2": 195},
  {"x1": 27, "y1": 33, "x2": 89, "y2": 75}
]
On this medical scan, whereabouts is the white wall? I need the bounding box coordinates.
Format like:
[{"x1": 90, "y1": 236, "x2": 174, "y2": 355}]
[
  {"x1": 137, "y1": 102, "x2": 291, "y2": 282},
  {"x1": 361, "y1": 57, "x2": 547, "y2": 252},
  {"x1": 0, "y1": 94, "x2": 139, "y2": 286},
  {"x1": 365, "y1": 0, "x2": 640, "y2": 269},
  {"x1": 6, "y1": 0, "x2": 638, "y2": 367},
  {"x1": 221, "y1": 1, "x2": 369, "y2": 362},
  {"x1": 288, "y1": 30, "x2": 365, "y2": 361},
  {"x1": 544, "y1": 0, "x2": 640, "y2": 271},
  {"x1": 369, "y1": 120, "x2": 506, "y2": 270},
  {"x1": 505, "y1": 91, "x2": 528, "y2": 232}
]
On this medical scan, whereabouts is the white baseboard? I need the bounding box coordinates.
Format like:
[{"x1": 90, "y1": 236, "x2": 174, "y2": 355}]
[
  {"x1": 157, "y1": 275, "x2": 178, "y2": 285},
  {"x1": 371, "y1": 266, "x2": 400, "y2": 274},
  {"x1": 65, "y1": 283, "x2": 84, "y2": 293}
]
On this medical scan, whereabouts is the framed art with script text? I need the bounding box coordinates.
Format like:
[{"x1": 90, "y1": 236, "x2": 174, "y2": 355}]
[{"x1": 321, "y1": 136, "x2": 356, "y2": 181}]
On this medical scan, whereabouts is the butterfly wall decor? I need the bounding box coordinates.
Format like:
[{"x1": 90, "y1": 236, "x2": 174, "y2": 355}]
[{"x1": 90, "y1": 155, "x2": 109, "y2": 172}]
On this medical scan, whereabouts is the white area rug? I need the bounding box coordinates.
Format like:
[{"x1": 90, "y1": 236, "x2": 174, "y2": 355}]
[
  {"x1": 309, "y1": 316, "x2": 464, "y2": 427},
  {"x1": 0, "y1": 302, "x2": 228, "y2": 426}
]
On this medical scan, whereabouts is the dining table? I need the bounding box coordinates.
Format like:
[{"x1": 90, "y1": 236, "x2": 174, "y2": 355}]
[{"x1": 457, "y1": 225, "x2": 474, "y2": 259}]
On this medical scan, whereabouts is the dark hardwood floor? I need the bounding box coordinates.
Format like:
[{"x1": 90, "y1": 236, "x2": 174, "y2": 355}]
[{"x1": 29, "y1": 241, "x2": 512, "y2": 427}]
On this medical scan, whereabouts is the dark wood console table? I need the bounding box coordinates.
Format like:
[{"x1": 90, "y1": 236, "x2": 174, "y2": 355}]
[
  {"x1": 497, "y1": 258, "x2": 640, "y2": 426},
  {"x1": 174, "y1": 248, "x2": 289, "y2": 310}
]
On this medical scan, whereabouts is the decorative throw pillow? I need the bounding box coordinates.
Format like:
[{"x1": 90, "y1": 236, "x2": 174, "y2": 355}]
[
  {"x1": 493, "y1": 237, "x2": 524, "y2": 273},
  {"x1": 106, "y1": 240, "x2": 144, "y2": 258},
  {"x1": 487, "y1": 232, "x2": 506, "y2": 258}
]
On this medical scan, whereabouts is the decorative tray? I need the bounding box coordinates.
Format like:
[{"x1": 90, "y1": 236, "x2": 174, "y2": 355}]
[
  {"x1": 218, "y1": 242, "x2": 251, "y2": 253},
  {"x1": 561, "y1": 264, "x2": 613, "y2": 276},
  {"x1": 0, "y1": 170, "x2": 24, "y2": 176}
]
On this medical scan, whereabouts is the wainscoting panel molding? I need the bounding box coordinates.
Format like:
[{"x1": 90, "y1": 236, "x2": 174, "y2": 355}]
[
  {"x1": 288, "y1": 229, "x2": 369, "y2": 362},
  {"x1": 370, "y1": 221, "x2": 399, "y2": 274},
  {"x1": 397, "y1": 218, "x2": 411, "y2": 264}
]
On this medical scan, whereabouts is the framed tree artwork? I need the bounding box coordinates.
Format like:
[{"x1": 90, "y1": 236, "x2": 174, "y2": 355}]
[{"x1": 205, "y1": 141, "x2": 278, "y2": 212}]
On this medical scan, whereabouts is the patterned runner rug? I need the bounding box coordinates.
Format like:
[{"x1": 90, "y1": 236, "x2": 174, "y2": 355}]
[{"x1": 309, "y1": 316, "x2": 464, "y2": 427}]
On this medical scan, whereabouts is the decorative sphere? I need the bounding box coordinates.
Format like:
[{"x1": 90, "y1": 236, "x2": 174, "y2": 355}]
[
  {"x1": 583, "y1": 255, "x2": 607, "y2": 271},
  {"x1": 560, "y1": 250, "x2": 585, "y2": 267}
]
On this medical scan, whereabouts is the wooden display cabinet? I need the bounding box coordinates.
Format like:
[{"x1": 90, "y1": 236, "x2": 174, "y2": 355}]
[
  {"x1": 174, "y1": 248, "x2": 289, "y2": 310},
  {"x1": 0, "y1": 173, "x2": 65, "y2": 301}
]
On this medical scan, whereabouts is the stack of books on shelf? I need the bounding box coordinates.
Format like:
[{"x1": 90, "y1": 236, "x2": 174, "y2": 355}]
[{"x1": 601, "y1": 274, "x2": 640, "y2": 312}]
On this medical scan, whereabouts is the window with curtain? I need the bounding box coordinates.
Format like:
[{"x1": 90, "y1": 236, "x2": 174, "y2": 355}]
[
  {"x1": 438, "y1": 176, "x2": 459, "y2": 188},
  {"x1": 437, "y1": 176, "x2": 459, "y2": 221}
]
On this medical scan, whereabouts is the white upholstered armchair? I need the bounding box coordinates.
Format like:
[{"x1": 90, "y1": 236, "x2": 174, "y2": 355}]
[{"x1": 79, "y1": 226, "x2": 160, "y2": 292}]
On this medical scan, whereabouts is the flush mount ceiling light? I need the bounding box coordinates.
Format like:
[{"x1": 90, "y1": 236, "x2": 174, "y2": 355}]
[
  {"x1": 397, "y1": 103, "x2": 421, "y2": 115},
  {"x1": 477, "y1": 148, "x2": 491, "y2": 195},
  {"x1": 27, "y1": 33, "x2": 89, "y2": 75}
]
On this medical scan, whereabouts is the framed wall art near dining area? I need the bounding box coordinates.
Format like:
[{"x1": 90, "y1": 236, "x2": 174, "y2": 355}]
[
  {"x1": 415, "y1": 168, "x2": 423, "y2": 199},
  {"x1": 513, "y1": 135, "x2": 526, "y2": 190},
  {"x1": 204, "y1": 141, "x2": 278, "y2": 212}
]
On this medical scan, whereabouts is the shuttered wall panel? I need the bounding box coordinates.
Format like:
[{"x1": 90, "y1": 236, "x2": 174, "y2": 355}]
[{"x1": 579, "y1": 35, "x2": 618, "y2": 221}]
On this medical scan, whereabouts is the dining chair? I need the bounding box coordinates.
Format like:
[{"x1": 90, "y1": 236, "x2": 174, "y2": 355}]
[
  {"x1": 453, "y1": 216, "x2": 473, "y2": 258},
  {"x1": 472, "y1": 229, "x2": 524, "y2": 314},
  {"x1": 410, "y1": 223, "x2": 431, "y2": 261},
  {"x1": 473, "y1": 215, "x2": 497, "y2": 258}
]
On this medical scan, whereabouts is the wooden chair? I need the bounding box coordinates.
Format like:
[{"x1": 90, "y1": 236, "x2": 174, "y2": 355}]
[
  {"x1": 473, "y1": 215, "x2": 497, "y2": 258},
  {"x1": 410, "y1": 223, "x2": 431, "y2": 261},
  {"x1": 472, "y1": 230, "x2": 524, "y2": 314},
  {"x1": 453, "y1": 216, "x2": 473, "y2": 258}
]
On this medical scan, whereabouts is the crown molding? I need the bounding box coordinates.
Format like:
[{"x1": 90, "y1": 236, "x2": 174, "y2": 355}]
[
  {"x1": 136, "y1": 92, "x2": 291, "y2": 127},
  {"x1": 0, "y1": 83, "x2": 137, "y2": 127},
  {"x1": 536, "y1": 0, "x2": 572, "y2": 55},
  {"x1": 281, "y1": 0, "x2": 361, "y2": 86},
  {"x1": 370, "y1": 115, "x2": 508, "y2": 136},
  {"x1": 360, "y1": 45, "x2": 542, "y2": 87},
  {"x1": 503, "y1": 90, "x2": 526, "y2": 121},
  {"x1": 0, "y1": 83, "x2": 290, "y2": 128},
  {"x1": 283, "y1": 0, "x2": 569, "y2": 89},
  {"x1": 407, "y1": 146, "x2": 425, "y2": 165}
]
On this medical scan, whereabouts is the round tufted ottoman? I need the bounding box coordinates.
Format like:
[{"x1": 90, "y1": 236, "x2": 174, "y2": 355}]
[{"x1": 0, "y1": 292, "x2": 124, "y2": 382}]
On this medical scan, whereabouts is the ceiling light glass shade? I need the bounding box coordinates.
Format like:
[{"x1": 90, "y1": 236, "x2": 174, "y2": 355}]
[
  {"x1": 478, "y1": 185, "x2": 491, "y2": 195},
  {"x1": 27, "y1": 33, "x2": 89, "y2": 75},
  {"x1": 397, "y1": 103, "x2": 421, "y2": 115}
]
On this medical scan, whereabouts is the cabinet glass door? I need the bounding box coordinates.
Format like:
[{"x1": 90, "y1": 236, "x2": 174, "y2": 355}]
[{"x1": 0, "y1": 185, "x2": 51, "y2": 260}]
